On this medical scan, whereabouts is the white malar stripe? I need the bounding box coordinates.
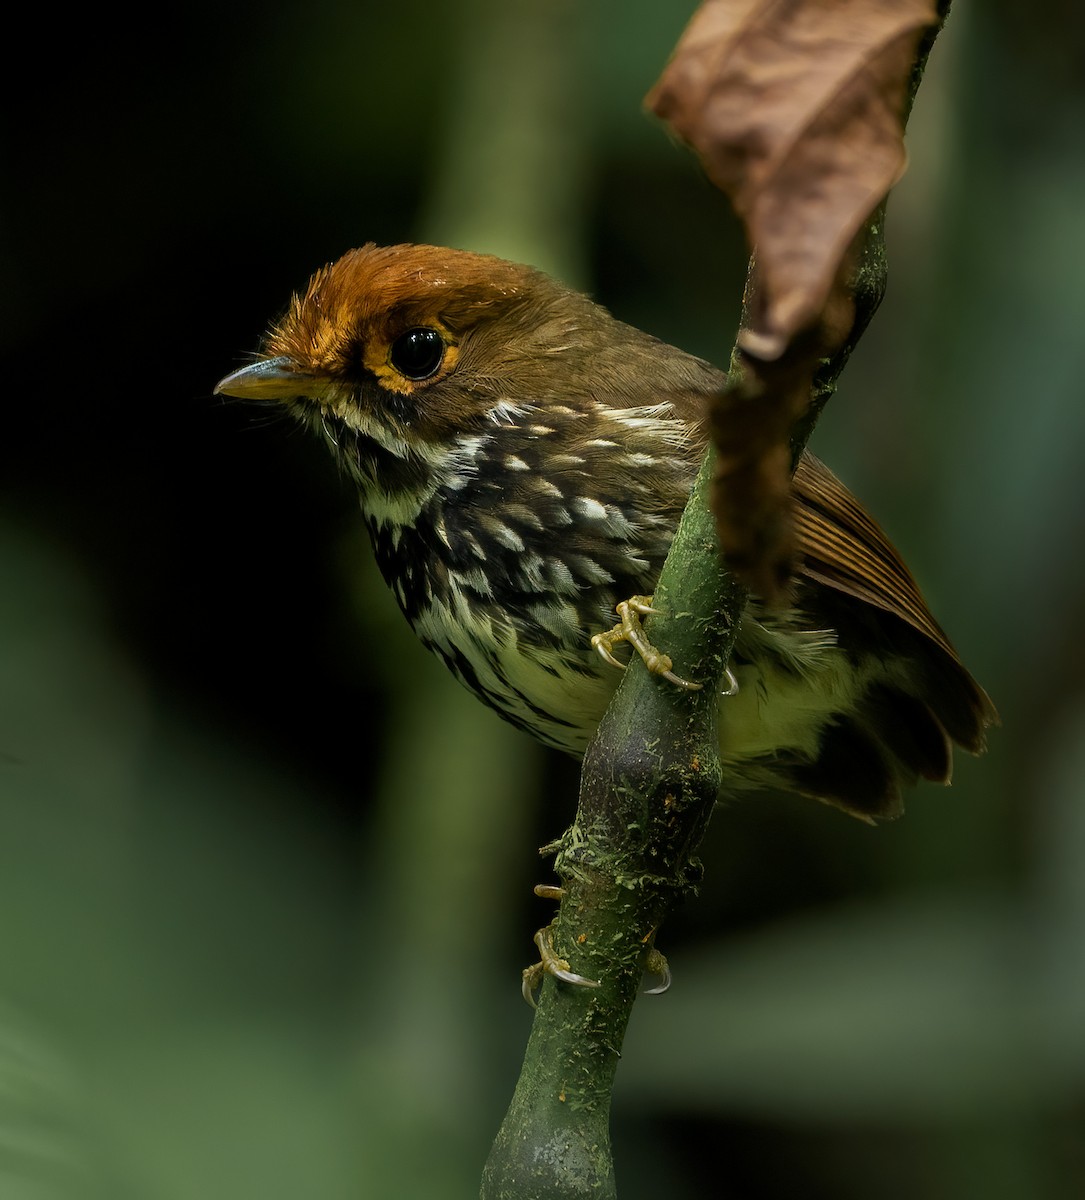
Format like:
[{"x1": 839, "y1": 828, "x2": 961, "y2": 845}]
[{"x1": 333, "y1": 404, "x2": 447, "y2": 466}]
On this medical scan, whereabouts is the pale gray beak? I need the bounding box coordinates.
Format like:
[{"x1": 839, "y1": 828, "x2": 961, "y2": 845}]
[{"x1": 214, "y1": 356, "x2": 322, "y2": 400}]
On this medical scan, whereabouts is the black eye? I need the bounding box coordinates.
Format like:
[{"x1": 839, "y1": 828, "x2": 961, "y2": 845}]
[{"x1": 389, "y1": 327, "x2": 445, "y2": 381}]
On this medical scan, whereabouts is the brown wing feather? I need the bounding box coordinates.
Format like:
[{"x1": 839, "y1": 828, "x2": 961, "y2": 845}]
[
  {"x1": 793, "y1": 452, "x2": 958, "y2": 659},
  {"x1": 792, "y1": 451, "x2": 998, "y2": 751}
]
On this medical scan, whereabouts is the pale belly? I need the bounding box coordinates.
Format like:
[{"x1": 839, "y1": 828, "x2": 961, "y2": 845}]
[{"x1": 409, "y1": 590, "x2": 883, "y2": 775}]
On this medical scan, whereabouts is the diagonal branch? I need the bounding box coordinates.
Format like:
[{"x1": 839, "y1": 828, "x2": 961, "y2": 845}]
[{"x1": 481, "y1": 5, "x2": 951, "y2": 1197}]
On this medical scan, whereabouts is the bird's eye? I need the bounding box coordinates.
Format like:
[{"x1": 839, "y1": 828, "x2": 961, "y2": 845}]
[{"x1": 388, "y1": 327, "x2": 445, "y2": 381}]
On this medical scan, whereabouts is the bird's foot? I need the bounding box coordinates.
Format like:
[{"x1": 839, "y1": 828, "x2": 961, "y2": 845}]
[
  {"x1": 522, "y1": 926, "x2": 601, "y2": 1008},
  {"x1": 524, "y1": 888, "x2": 674, "y2": 1004},
  {"x1": 641, "y1": 945, "x2": 672, "y2": 995},
  {"x1": 591, "y1": 595, "x2": 703, "y2": 691},
  {"x1": 521, "y1": 930, "x2": 673, "y2": 1006}
]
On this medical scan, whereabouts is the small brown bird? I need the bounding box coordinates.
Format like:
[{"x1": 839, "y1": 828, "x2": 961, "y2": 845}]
[{"x1": 216, "y1": 244, "x2": 996, "y2": 821}]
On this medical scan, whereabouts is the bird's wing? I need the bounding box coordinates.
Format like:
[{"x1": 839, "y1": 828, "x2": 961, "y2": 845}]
[
  {"x1": 791, "y1": 451, "x2": 997, "y2": 758},
  {"x1": 791, "y1": 451, "x2": 959, "y2": 662}
]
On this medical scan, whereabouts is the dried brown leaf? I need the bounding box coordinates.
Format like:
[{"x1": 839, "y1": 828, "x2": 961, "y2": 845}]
[
  {"x1": 648, "y1": 0, "x2": 938, "y2": 361},
  {"x1": 647, "y1": 0, "x2": 941, "y2": 598}
]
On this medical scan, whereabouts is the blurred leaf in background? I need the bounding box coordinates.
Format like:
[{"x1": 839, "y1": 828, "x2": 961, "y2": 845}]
[{"x1": 1, "y1": 1, "x2": 1082, "y2": 1197}]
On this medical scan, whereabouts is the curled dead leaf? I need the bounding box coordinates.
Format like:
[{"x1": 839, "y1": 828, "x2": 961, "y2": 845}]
[
  {"x1": 648, "y1": 0, "x2": 938, "y2": 361},
  {"x1": 647, "y1": 0, "x2": 943, "y2": 598}
]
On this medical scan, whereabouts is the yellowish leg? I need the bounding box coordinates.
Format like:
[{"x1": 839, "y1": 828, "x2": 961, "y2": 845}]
[
  {"x1": 591, "y1": 595, "x2": 702, "y2": 691},
  {"x1": 522, "y1": 925, "x2": 601, "y2": 1008},
  {"x1": 523, "y1": 888, "x2": 674, "y2": 1005},
  {"x1": 591, "y1": 595, "x2": 739, "y2": 696}
]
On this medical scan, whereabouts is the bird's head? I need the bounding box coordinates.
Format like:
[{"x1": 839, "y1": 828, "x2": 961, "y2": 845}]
[
  {"x1": 216, "y1": 242, "x2": 720, "y2": 533},
  {"x1": 214, "y1": 244, "x2": 607, "y2": 477}
]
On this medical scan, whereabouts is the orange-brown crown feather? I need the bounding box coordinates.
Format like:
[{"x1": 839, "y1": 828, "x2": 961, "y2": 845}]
[{"x1": 265, "y1": 243, "x2": 535, "y2": 379}]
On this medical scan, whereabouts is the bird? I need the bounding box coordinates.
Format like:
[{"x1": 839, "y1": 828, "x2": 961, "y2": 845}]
[{"x1": 216, "y1": 243, "x2": 996, "y2": 822}]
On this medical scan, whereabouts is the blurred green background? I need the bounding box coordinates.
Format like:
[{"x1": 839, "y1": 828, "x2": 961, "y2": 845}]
[{"x1": 2, "y1": 2, "x2": 1083, "y2": 1196}]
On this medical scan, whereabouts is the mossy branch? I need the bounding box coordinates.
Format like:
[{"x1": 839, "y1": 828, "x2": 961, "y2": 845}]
[
  {"x1": 480, "y1": 440, "x2": 737, "y2": 1200},
  {"x1": 481, "y1": 10, "x2": 949, "y2": 1198},
  {"x1": 481, "y1": 211, "x2": 902, "y2": 1200}
]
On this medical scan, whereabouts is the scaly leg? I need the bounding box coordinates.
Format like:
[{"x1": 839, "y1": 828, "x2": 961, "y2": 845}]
[
  {"x1": 522, "y1": 925, "x2": 601, "y2": 1008},
  {"x1": 522, "y1": 888, "x2": 675, "y2": 1005},
  {"x1": 591, "y1": 595, "x2": 713, "y2": 692}
]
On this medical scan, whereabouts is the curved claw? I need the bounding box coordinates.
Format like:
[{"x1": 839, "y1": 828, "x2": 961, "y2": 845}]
[
  {"x1": 522, "y1": 961, "x2": 544, "y2": 1008},
  {"x1": 641, "y1": 947, "x2": 672, "y2": 996},
  {"x1": 660, "y1": 667, "x2": 704, "y2": 692},
  {"x1": 590, "y1": 632, "x2": 628, "y2": 671},
  {"x1": 522, "y1": 927, "x2": 601, "y2": 1007},
  {"x1": 535, "y1": 928, "x2": 600, "y2": 988},
  {"x1": 591, "y1": 595, "x2": 703, "y2": 691},
  {"x1": 550, "y1": 962, "x2": 602, "y2": 988}
]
